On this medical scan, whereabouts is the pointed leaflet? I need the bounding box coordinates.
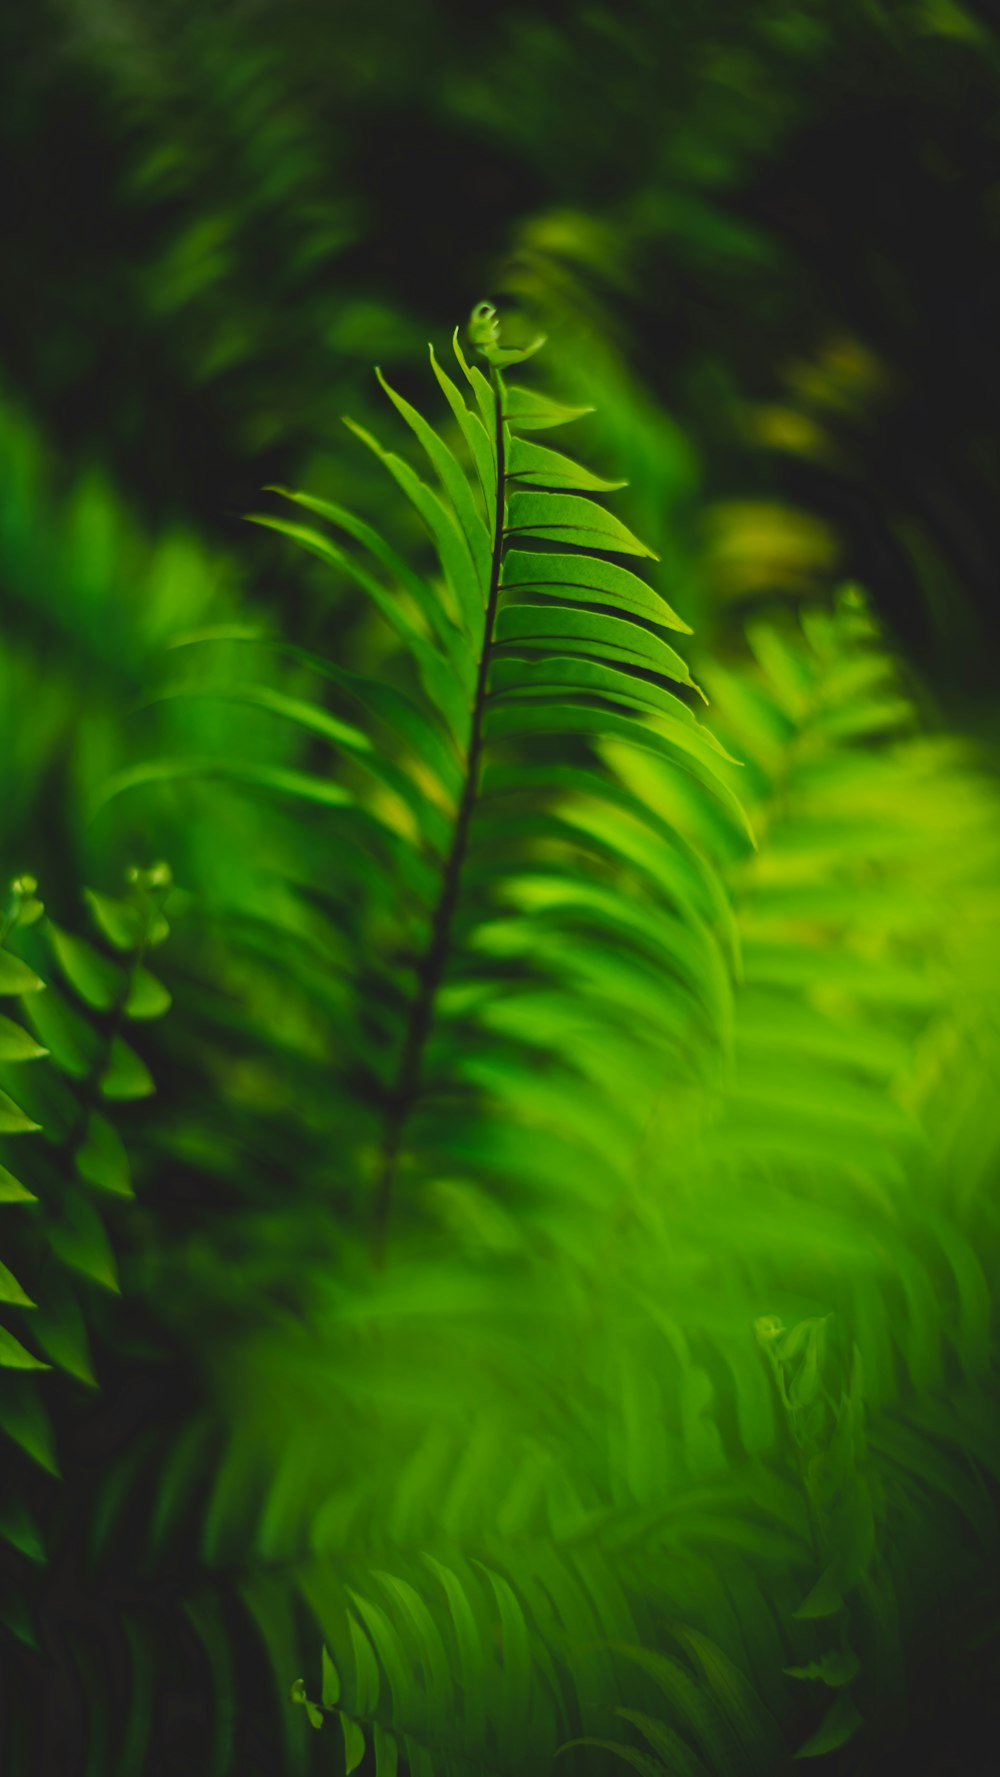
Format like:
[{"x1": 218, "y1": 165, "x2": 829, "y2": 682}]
[
  {"x1": 507, "y1": 433, "x2": 626, "y2": 492},
  {"x1": 347, "y1": 1609, "x2": 381, "y2": 1717},
  {"x1": 48, "y1": 925, "x2": 125, "y2": 1012},
  {"x1": 168, "y1": 633, "x2": 464, "y2": 801},
  {"x1": 245, "y1": 514, "x2": 432, "y2": 657},
  {"x1": 471, "y1": 1563, "x2": 533, "y2": 1723},
  {"x1": 421, "y1": 1555, "x2": 491, "y2": 1751},
  {"x1": 0, "y1": 1375, "x2": 58, "y2": 1467},
  {"x1": 557, "y1": 1740, "x2": 664, "y2": 1777},
  {"x1": 0, "y1": 951, "x2": 44, "y2": 995},
  {"x1": 0, "y1": 1496, "x2": 45, "y2": 1564},
  {"x1": 100, "y1": 1036, "x2": 154, "y2": 1101},
  {"x1": 0, "y1": 1257, "x2": 34, "y2": 1307},
  {"x1": 341, "y1": 1715, "x2": 366, "y2": 1773},
  {"x1": 375, "y1": 367, "x2": 492, "y2": 591},
  {"x1": 0, "y1": 1014, "x2": 47, "y2": 1061},
  {"x1": 143, "y1": 683, "x2": 454, "y2": 852},
  {"x1": 793, "y1": 1689, "x2": 863, "y2": 1758},
  {"x1": 346, "y1": 1587, "x2": 421, "y2": 1734},
  {"x1": 0, "y1": 1163, "x2": 36, "y2": 1203},
  {"x1": 615, "y1": 1710, "x2": 712, "y2": 1777},
  {"x1": 96, "y1": 756, "x2": 355, "y2": 817},
  {"x1": 0, "y1": 1089, "x2": 41, "y2": 1134},
  {"x1": 503, "y1": 548, "x2": 692, "y2": 631},
  {"x1": 76, "y1": 1113, "x2": 132, "y2": 1197},
  {"x1": 484, "y1": 697, "x2": 752, "y2": 841},
  {"x1": 373, "y1": 1724, "x2": 399, "y2": 1777},
  {"x1": 266, "y1": 485, "x2": 464, "y2": 664},
  {"x1": 504, "y1": 384, "x2": 594, "y2": 430},
  {"x1": 321, "y1": 1645, "x2": 340, "y2": 1708},
  {"x1": 25, "y1": 984, "x2": 100, "y2": 1078},
  {"x1": 429, "y1": 343, "x2": 494, "y2": 511},
  {"x1": 245, "y1": 517, "x2": 471, "y2": 747},
  {"x1": 0, "y1": 1326, "x2": 49, "y2": 1370},
  {"x1": 344, "y1": 416, "x2": 484, "y2": 639},
  {"x1": 506, "y1": 490, "x2": 657, "y2": 557},
  {"x1": 496, "y1": 875, "x2": 730, "y2": 1038},
  {"x1": 608, "y1": 1645, "x2": 741, "y2": 1776},
  {"x1": 124, "y1": 968, "x2": 171, "y2": 1020},
  {"x1": 373, "y1": 1570, "x2": 455, "y2": 1718},
  {"x1": 31, "y1": 1284, "x2": 96, "y2": 1384},
  {"x1": 490, "y1": 653, "x2": 704, "y2": 728},
  {"x1": 495, "y1": 604, "x2": 702, "y2": 693},
  {"x1": 452, "y1": 326, "x2": 498, "y2": 437},
  {"x1": 48, "y1": 1192, "x2": 120, "y2": 1291},
  {"x1": 672, "y1": 1627, "x2": 784, "y2": 1771},
  {"x1": 85, "y1": 887, "x2": 166, "y2": 951}
]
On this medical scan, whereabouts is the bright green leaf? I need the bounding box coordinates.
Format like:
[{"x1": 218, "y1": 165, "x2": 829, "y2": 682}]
[
  {"x1": 0, "y1": 1014, "x2": 47, "y2": 1061},
  {"x1": 100, "y1": 1037, "x2": 155, "y2": 1101},
  {"x1": 0, "y1": 951, "x2": 45, "y2": 996},
  {"x1": 0, "y1": 1088, "x2": 41, "y2": 1134},
  {"x1": 125, "y1": 969, "x2": 172, "y2": 1021},
  {"x1": 48, "y1": 925, "x2": 125, "y2": 1012}
]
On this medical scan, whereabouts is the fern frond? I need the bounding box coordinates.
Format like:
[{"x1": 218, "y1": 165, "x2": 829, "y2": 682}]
[{"x1": 107, "y1": 304, "x2": 735, "y2": 1275}]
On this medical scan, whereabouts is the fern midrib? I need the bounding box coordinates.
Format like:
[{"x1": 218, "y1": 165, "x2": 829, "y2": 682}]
[{"x1": 373, "y1": 367, "x2": 506, "y2": 1259}]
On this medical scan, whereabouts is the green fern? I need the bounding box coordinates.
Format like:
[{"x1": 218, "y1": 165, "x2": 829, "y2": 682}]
[
  {"x1": 0, "y1": 865, "x2": 173, "y2": 1660},
  {"x1": 108, "y1": 301, "x2": 738, "y2": 1272},
  {"x1": 11, "y1": 315, "x2": 997, "y2": 1777}
]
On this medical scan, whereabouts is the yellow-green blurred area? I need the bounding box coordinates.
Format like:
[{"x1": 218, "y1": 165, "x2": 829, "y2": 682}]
[{"x1": 3, "y1": 4, "x2": 1000, "y2": 1776}]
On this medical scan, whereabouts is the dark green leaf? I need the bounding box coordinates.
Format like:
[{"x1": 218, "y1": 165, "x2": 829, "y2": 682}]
[
  {"x1": 556, "y1": 1738, "x2": 664, "y2": 1777},
  {"x1": 321, "y1": 1645, "x2": 340, "y2": 1708},
  {"x1": 794, "y1": 1689, "x2": 863, "y2": 1758},
  {"x1": 76, "y1": 1113, "x2": 132, "y2": 1197},
  {"x1": 616, "y1": 1709, "x2": 711, "y2": 1777},
  {"x1": 0, "y1": 1376, "x2": 58, "y2": 1469},
  {"x1": 32, "y1": 1286, "x2": 96, "y2": 1385},
  {"x1": 341, "y1": 1714, "x2": 365, "y2": 1771},
  {"x1": 785, "y1": 1647, "x2": 860, "y2": 1688},
  {"x1": 373, "y1": 1723, "x2": 399, "y2": 1777},
  {"x1": 48, "y1": 1193, "x2": 120, "y2": 1292},
  {"x1": 0, "y1": 1497, "x2": 45, "y2": 1564}
]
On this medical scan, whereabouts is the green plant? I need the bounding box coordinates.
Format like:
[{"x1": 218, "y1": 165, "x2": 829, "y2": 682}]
[
  {"x1": 0, "y1": 866, "x2": 172, "y2": 1658},
  {"x1": 2, "y1": 310, "x2": 998, "y2": 1777}
]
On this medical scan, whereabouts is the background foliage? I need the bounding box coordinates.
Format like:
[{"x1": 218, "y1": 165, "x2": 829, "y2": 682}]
[{"x1": 2, "y1": 2, "x2": 999, "y2": 1773}]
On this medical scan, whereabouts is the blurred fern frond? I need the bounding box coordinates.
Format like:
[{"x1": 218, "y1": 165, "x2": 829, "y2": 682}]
[{"x1": 3, "y1": 320, "x2": 999, "y2": 1777}]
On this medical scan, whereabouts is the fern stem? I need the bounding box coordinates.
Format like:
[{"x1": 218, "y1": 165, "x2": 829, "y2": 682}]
[{"x1": 372, "y1": 366, "x2": 506, "y2": 1261}]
